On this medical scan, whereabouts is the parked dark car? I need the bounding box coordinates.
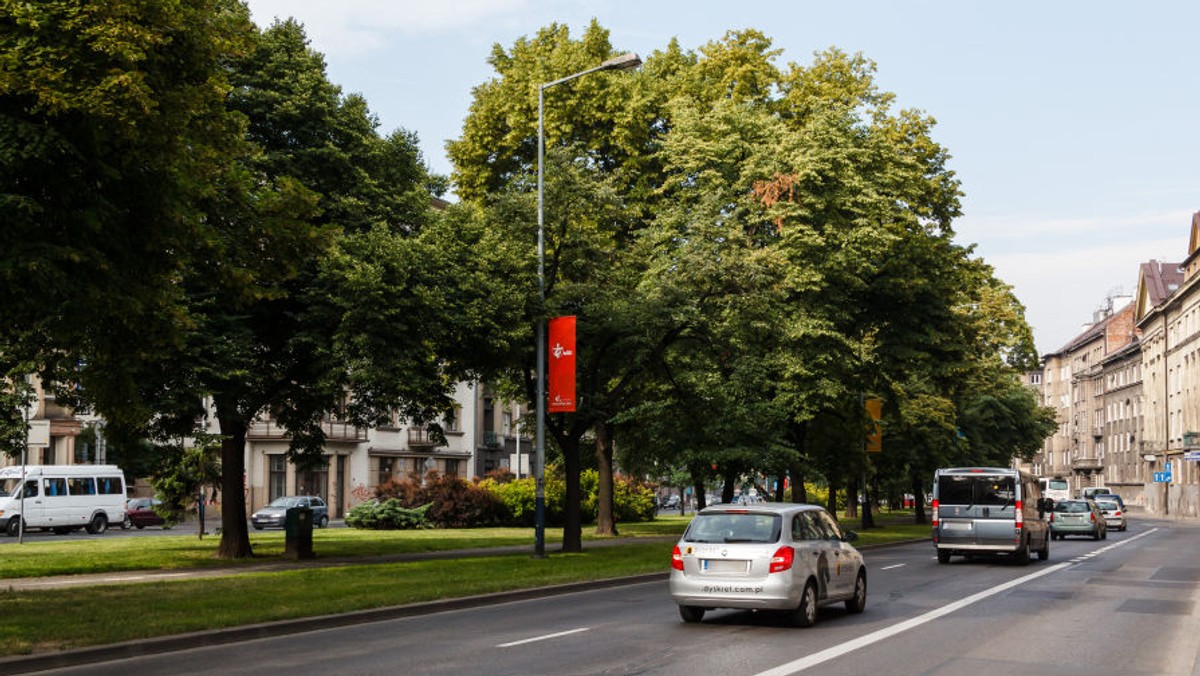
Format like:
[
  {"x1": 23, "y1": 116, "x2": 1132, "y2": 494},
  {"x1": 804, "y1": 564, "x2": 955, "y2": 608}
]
[
  {"x1": 123, "y1": 497, "x2": 166, "y2": 529},
  {"x1": 251, "y1": 495, "x2": 329, "y2": 530}
]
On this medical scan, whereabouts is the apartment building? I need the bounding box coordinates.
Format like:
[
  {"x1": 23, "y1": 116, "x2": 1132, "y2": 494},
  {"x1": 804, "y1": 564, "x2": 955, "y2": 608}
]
[
  {"x1": 1137, "y1": 238, "x2": 1200, "y2": 515},
  {"x1": 205, "y1": 381, "x2": 532, "y2": 519},
  {"x1": 1031, "y1": 297, "x2": 1136, "y2": 499},
  {"x1": 6, "y1": 375, "x2": 530, "y2": 522}
]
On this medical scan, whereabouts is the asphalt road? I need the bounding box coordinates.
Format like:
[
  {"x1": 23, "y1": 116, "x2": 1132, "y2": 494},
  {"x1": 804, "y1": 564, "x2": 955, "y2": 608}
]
[{"x1": 24, "y1": 516, "x2": 1200, "y2": 676}]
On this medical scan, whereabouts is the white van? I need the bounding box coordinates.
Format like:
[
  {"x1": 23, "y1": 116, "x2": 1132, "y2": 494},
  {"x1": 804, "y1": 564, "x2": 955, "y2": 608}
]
[
  {"x1": 1038, "y1": 477, "x2": 1070, "y2": 503},
  {"x1": 0, "y1": 465, "x2": 127, "y2": 536}
]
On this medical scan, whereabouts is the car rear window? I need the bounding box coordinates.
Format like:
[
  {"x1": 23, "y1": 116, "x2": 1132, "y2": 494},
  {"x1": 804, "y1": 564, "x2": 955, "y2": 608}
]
[
  {"x1": 1096, "y1": 501, "x2": 1119, "y2": 510},
  {"x1": 937, "y1": 475, "x2": 1016, "y2": 506},
  {"x1": 1054, "y1": 501, "x2": 1090, "y2": 513},
  {"x1": 684, "y1": 512, "x2": 782, "y2": 544}
]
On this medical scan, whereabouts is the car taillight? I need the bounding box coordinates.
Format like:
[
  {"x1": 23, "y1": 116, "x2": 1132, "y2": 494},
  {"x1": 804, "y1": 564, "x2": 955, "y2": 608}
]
[
  {"x1": 769, "y1": 546, "x2": 794, "y2": 573},
  {"x1": 1115, "y1": 510, "x2": 1122, "y2": 517},
  {"x1": 1090, "y1": 513, "x2": 1096, "y2": 522},
  {"x1": 1049, "y1": 513, "x2": 1055, "y2": 522},
  {"x1": 671, "y1": 545, "x2": 684, "y2": 571},
  {"x1": 931, "y1": 499, "x2": 939, "y2": 527}
]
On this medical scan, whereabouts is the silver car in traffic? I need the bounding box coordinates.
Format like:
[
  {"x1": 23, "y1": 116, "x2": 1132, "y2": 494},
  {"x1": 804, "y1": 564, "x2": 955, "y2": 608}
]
[{"x1": 669, "y1": 502, "x2": 866, "y2": 626}]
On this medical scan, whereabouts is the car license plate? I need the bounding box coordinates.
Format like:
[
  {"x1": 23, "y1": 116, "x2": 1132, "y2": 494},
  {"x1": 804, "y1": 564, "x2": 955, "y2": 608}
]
[
  {"x1": 942, "y1": 521, "x2": 971, "y2": 531},
  {"x1": 701, "y1": 559, "x2": 749, "y2": 574}
]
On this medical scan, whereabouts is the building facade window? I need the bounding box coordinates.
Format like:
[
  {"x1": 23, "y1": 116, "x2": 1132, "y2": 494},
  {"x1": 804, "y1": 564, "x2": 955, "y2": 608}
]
[{"x1": 268, "y1": 455, "x2": 286, "y2": 501}]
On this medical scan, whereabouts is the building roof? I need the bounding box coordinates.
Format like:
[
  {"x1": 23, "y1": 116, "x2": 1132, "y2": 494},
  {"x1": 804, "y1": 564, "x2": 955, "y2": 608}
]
[{"x1": 1141, "y1": 260, "x2": 1184, "y2": 307}]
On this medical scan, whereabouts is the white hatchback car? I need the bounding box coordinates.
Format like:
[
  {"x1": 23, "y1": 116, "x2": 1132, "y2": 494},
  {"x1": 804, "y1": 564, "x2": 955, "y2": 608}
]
[{"x1": 669, "y1": 502, "x2": 866, "y2": 626}]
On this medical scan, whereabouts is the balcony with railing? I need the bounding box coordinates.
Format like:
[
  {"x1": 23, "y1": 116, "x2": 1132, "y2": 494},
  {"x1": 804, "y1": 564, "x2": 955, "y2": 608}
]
[
  {"x1": 407, "y1": 426, "x2": 440, "y2": 448},
  {"x1": 483, "y1": 431, "x2": 502, "y2": 449},
  {"x1": 247, "y1": 416, "x2": 367, "y2": 442}
]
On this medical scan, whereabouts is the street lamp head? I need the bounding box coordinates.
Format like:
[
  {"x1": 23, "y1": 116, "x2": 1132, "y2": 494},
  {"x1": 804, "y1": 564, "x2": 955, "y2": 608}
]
[{"x1": 599, "y1": 52, "x2": 642, "y2": 72}]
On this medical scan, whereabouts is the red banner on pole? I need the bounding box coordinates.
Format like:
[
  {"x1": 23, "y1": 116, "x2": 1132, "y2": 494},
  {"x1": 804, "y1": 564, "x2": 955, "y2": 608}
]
[{"x1": 548, "y1": 316, "x2": 577, "y2": 413}]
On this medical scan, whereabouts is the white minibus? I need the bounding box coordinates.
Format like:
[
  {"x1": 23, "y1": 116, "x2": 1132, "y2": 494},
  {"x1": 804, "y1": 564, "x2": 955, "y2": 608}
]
[{"x1": 0, "y1": 465, "x2": 127, "y2": 536}]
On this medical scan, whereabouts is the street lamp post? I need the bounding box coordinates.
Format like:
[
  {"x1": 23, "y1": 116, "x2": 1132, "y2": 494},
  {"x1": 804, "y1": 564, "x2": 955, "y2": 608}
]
[{"x1": 535, "y1": 52, "x2": 641, "y2": 557}]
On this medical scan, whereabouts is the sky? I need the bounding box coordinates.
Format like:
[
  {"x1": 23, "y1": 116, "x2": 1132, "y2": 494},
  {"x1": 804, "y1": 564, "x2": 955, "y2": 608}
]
[{"x1": 242, "y1": 0, "x2": 1200, "y2": 356}]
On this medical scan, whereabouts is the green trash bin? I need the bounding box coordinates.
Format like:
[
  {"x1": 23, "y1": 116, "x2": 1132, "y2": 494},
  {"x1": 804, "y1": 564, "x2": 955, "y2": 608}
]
[{"x1": 284, "y1": 506, "x2": 314, "y2": 560}]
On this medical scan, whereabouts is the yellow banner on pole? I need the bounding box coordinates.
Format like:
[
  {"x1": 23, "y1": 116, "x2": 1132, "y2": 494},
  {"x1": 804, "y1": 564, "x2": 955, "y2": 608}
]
[{"x1": 865, "y1": 398, "x2": 882, "y2": 453}]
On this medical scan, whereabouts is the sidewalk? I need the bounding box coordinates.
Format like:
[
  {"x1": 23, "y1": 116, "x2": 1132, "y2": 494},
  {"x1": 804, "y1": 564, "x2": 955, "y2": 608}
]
[{"x1": 0, "y1": 535, "x2": 673, "y2": 591}]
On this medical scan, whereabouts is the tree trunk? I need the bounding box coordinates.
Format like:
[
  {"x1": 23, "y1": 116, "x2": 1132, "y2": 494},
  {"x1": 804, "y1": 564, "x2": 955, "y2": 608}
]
[
  {"x1": 845, "y1": 477, "x2": 858, "y2": 518},
  {"x1": 787, "y1": 422, "x2": 807, "y2": 503},
  {"x1": 861, "y1": 476, "x2": 876, "y2": 529},
  {"x1": 593, "y1": 421, "x2": 617, "y2": 536},
  {"x1": 721, "y1": 469, "x2": 736, "y2": 504},
  {"x1": 693, "y1": 478, "x2": 707, "y2": 511},
  {"x1": 911, "y1": 473, "x2": 927, "y2": 525},
  {"x1": 790, "y1": 460, "x2": 807, "y2": 503},
  {"x1": 828, "y1": 477, "x2": 841, "y2": 516},
  {"x1": 560, "y1": 435, "x2": 583, "y2": 553},
  {"x1": 216, "y1": 413, "x2": 254, "y2": 559}
]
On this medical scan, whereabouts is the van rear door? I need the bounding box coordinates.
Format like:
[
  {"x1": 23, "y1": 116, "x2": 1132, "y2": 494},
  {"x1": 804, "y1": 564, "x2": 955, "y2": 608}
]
[{"x1": 936, "y1": 473, "x2": 1018, "y2": 548}]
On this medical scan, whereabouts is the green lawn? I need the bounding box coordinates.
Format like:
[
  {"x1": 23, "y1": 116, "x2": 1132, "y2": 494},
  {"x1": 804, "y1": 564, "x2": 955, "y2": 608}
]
[{"x1": 0, "y1": 511, "x2": 929, "y2": 656}]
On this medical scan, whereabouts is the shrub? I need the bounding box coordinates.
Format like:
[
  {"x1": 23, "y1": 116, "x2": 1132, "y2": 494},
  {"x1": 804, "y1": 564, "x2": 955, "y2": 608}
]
[
  {"x1": 345, "y1": 499, "x2": 432, "y2": 530},
  {"x1": 422, "y1": 472, "x2": 507, "y2": 528},
  {"x1": 372, "y1": 471, "x2": 506, "y2": 528},
  {"x1": 613, "y1": 474, "x2": 656, "y2": 522}
]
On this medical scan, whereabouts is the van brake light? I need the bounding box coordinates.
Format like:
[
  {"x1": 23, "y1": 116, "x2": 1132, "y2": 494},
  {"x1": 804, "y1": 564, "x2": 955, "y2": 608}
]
[
  {"x1": 1014, "y1": 499, "x2": 1024, "y2": 533},
  {"x1": 931, "y1": 499, "x2": 939, "y2": 527}
]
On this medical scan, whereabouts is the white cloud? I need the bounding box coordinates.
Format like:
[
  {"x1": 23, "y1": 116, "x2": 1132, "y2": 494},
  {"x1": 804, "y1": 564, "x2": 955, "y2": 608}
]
[
  {"x1": 958, "y1": 208, "x2": 1195, "y2": 243},
  {"x1": 244, "y1": 0, "x2": 532, "y2": 55},
  {"x1": 987, "y1": 237, "x2": 1183, "y2": 354}
]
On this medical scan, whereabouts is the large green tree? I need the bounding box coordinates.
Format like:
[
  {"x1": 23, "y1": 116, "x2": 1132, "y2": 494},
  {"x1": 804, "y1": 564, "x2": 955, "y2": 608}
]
[{"x1": 0, "y1": 0, "x2": 255, "y2": 403}]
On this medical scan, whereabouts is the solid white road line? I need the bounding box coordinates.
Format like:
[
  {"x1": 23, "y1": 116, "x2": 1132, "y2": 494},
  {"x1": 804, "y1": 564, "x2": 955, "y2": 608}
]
[
  {"x1": 754, "y1": 528, "x2": 1159, "y2": 676},
  {"x1": 496, "y1": 627, "x2": 590, "y2": 648}
]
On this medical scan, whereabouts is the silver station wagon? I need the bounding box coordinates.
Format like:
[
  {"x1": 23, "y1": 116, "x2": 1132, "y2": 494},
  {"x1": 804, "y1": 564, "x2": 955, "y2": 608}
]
[{"x1": 669, "y1": 502, "x2": 866, "y2": 627}]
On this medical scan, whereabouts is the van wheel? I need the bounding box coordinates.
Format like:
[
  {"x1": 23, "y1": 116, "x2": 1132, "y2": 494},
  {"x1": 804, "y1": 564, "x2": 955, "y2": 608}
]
[
  {"x1": 1037, "y1": 535, "x2": 1050, "y2": 561},
  {"x1": 1013, "y1": 539, "x2": 1031, "y2": 565},
  {"x1": 5, "y1": 518, "x2": 21, "y2": 537},
  {"x1": 937, "y1": 549, "x2": 951, "y2": 564},
  {"x1": 678, "y1": 605, "x2": 705, "y2": 623},
  {"x1": 85, "y1": 514, "x2": 108, "y2": 535},
  {"x1": 791, "y1": 580, "x2": 818, "y2": 627}
]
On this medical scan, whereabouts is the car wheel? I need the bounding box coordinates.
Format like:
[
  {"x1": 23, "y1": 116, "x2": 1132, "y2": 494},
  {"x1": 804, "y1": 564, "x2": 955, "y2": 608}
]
[
  {"x1": 937, "y1": 549, "x2": 951, "y2": 564},
  {"x1": 791, "y1": 580, "x2": 818, "y2": 627},
  {"x1": 845, "y1": 570, "x2": 867, "y2": 614},
  {"x1": 85, "y1": 513, "x2": 108, "y2": 535},
  {"x1": 1101, "y1": 528, "x2": 1107, "y2": 540},
  {"x1": 122, "y1": 515, "x2": 133, "y2": 530},
  {"x1": 253, "y1": 524, "x2": 263, "y2": 530},
  {"x1": 678, "y1": 605, "x2": 705, "y2": 623},
  {"x1": 317, "y1": 515, "x2": 329, "y2": 529}
]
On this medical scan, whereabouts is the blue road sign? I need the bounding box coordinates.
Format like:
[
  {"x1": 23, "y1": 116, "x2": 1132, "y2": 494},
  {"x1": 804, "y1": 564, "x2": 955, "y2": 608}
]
[{"x1": 1153, "y1": 471, "x2": 1172, "y2": 483}]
